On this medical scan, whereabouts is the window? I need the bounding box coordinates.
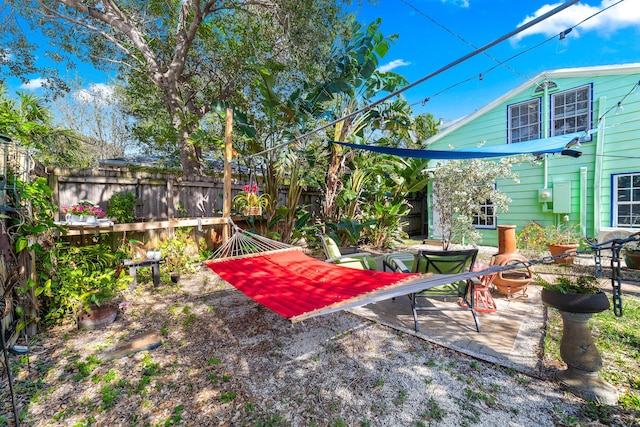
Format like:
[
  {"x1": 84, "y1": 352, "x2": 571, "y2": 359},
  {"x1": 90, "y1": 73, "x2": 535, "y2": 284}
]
[
  {"x1": 472, "y1": 200, "x2": 495, "y2": 229},
  {"x1": 613, "y1": 173, "x2": 640, "y2": 228},
  {"x1": 508, "y1": 99, "x2": 541, "y2": 143},
  {"x1": 551, "y1": 84, "x2": 591, "y2": 136}
]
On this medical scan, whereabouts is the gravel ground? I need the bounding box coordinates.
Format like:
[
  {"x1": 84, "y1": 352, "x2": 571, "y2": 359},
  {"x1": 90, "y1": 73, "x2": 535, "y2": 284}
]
[{"x1": 0, "y1": 266, "x2": 629, "y2": 426}]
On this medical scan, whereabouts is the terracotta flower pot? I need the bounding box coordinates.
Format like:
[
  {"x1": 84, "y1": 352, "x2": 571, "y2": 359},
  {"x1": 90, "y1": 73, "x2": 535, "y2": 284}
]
[
  {"x1": 541, "y1": 289, "x2": 610, "y2": 313},
  {"x1": 547, "y1": 243, "x2": 579, "y2": 265},
  {"x1": 77, "y1": 304, "x2": 118, "y2": 329}
]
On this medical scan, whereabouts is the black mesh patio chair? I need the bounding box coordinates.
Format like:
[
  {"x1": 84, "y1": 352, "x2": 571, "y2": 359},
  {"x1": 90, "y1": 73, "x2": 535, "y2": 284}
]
[{"x1": 411, "y1": 248, "x2": 480, "y2": 332}]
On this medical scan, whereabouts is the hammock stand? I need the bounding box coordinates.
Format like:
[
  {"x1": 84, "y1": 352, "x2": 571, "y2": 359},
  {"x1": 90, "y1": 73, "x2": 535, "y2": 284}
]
[{"x1": 204, "y1": 220, "x2": 510, "y2": 323}]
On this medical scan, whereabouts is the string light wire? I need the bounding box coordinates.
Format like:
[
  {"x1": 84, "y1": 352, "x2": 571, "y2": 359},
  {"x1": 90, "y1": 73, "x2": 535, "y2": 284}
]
[
  {"x1": 413, "y1": 0, "x2": 628, "y2": 108},
  {"x1": 243, "y1": 0, "x2": 580, "y2": 160}
]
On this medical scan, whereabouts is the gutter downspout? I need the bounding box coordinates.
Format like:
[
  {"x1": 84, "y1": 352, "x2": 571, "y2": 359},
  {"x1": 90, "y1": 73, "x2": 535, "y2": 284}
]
[
  {"x1": 580, "y1": 167, "x2": 588, "y2": 237},
  {"x1": 594, "y1": 97, "x2": 607, "y2": 234},
  {"x1": 542, "y1": 82, "x2": 551, "y2": 211}
]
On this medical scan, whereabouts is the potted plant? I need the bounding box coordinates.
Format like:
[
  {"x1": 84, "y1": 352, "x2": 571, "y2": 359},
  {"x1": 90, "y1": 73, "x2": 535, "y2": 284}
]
[
  {"x1": 536, "y1": 274, "x2": 609, "y2": 312},
  {"x1": 622, "y1": 242, "x2": 640, "y2": 270},
  {"x1": 60, "y1": 200, "x2": 107, "y2": 224},
  {"x1": 535, "y1": 274, "x2": 618, "y2": 404},
  {"x1": 37, "y1": 242, "x2": 132, "y2": 327},
  {"x1": 233, "y1": 185, "x2": 269, "y2": 216},
  {"x1": 543, "y1": 224, "x2": 582, "y2": 264}
]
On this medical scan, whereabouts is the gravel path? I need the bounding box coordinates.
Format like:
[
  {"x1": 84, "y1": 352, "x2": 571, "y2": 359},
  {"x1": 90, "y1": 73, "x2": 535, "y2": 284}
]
[{"x1": 0, "y1": 267, "x2": 619, "y2": 426}]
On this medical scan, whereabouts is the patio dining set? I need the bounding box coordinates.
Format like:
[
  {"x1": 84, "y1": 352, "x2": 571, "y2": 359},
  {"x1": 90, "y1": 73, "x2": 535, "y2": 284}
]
[{"x1": 321, "y1": 235, "x2": 508, "y2": 333}]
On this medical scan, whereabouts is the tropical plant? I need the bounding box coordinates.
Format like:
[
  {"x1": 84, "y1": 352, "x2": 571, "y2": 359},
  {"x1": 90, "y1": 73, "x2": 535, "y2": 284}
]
[
  {"x1": 233, "y1": 185, "x2": 270, "y2": 212},
  {"x1": 325, "y1": 217, "x2": 375, "y2": 247},
  {"x1": 322, "y1": 19, "x2": 410, "y2": 220},
  {"x1": 36, "y1": 242, "x2": 131, "y2": 323},
  {"x1": 6, "y1": 0, "x2": 350, "y2": 176},
  {"x1": 11, "y1": 177, "x2": 63, "y2": 333}
]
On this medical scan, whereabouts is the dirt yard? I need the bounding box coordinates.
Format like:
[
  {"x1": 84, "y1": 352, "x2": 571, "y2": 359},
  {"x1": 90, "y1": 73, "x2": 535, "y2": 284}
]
[{"x1": 0, "y1": 267, "x2": 631, "y2": 426}]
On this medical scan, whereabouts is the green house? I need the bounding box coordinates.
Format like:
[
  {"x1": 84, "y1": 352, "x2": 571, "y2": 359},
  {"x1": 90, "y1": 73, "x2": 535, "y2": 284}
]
[{"x1": 423, "y1": 63, "x2": 640, "y2": 247}]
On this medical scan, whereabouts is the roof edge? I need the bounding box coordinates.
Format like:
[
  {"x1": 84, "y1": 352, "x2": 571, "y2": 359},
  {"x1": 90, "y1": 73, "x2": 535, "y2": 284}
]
[{"x1": 427, "y1": 63, "x2": 640, "y2": 145}]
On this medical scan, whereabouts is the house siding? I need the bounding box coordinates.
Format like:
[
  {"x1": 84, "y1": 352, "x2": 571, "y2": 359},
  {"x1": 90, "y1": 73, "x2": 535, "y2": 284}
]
[{"x1": 425, "y1": 64, "x2": 640, "y2": 247}]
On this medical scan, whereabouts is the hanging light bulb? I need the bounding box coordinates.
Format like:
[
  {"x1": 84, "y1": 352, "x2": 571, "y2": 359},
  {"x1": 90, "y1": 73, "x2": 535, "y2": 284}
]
[
  {"x1": 556, "y1": 28, "x2": 572, "y2": 54},
  {"x1": 615, "y1": 101, "x2": 624, "y2": 115}
]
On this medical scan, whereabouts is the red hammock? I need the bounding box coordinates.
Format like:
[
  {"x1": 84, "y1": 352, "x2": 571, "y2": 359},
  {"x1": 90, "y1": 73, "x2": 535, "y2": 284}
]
[{"x1": 204, "y1": 249, "x2": 420, "y2": 322}]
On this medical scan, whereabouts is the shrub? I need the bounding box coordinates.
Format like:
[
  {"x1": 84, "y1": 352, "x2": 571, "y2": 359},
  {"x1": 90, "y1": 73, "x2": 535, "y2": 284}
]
[{"x1": 106, "y1": 192, "x2": 137, "y2": 223}]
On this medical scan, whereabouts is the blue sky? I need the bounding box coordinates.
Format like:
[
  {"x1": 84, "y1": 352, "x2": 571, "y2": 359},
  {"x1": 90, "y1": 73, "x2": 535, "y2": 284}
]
[
  {"x1": 9, "y1": 0, "x2": 640, "y2": 125},
  {"x1": 351, "y1": 0, "x2": 640, "y2": 122}
]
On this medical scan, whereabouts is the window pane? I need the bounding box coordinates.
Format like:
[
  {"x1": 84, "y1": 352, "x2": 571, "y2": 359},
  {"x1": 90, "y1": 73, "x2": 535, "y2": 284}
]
[
  {"x1": 618, "y1": 189, "x2": 631, "y2": 202},
  {"x1": 552, "y1": 85, "x2": 591, "y2": 136},
  {"x1": 509, "y1": 99, "x2": 541, "y2": 143},
  {"x1": 619, "y1": 175, "x2": 631, "y2": 188}
]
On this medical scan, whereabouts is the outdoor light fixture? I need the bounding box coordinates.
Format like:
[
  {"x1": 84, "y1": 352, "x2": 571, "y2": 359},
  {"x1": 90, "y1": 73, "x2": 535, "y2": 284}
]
[{"x1": 561, "y1": 149, "x2": 582, "y2": 158}]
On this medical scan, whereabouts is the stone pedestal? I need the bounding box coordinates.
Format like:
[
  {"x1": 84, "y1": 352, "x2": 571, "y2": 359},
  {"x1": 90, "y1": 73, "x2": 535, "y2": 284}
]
[{"x1": 556, "y1": 310, "x2": 619, "y2": 404}]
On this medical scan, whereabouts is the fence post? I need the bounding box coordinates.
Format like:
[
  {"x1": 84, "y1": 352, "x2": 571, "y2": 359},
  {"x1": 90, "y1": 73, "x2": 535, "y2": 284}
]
[{"x1": 223, "y1": 108, "x2": 233, "y2": 241}]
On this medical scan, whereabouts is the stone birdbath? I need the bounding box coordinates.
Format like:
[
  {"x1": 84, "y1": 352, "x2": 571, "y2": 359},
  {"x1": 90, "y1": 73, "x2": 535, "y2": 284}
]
[{"x1": 541, "y1": 287, "x2": 619, "y2": 405}]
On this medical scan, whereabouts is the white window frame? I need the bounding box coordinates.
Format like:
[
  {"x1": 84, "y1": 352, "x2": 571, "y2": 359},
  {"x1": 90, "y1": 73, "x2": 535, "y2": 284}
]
[
  {"x1": 551, "y1": 84, "x2": 592, "y2": 136},
  {"x1": 613, "y1": 173, "x2": 640, "y2": 228},
  {"x1": 472, "y1": 199, "x2": 496, "y2": 229},
  {"x1": 507, "y1": 99, "x2": 541, "y2": 143}
]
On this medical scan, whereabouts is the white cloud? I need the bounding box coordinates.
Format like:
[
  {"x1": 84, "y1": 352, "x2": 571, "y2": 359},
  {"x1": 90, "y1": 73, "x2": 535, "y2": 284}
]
[
  {"x1": 19, "y1": 78, "x2": 47, "y2": 90},
  {"x1": 512, "y1": 0, "x2": 640, "y2": 43},
  {"x1": 73, "y1": 83, "x2": 115, "y2": 104},
  {"x1": 378, "y1": 59, "x2": 411, "y2": 73},
  {"x1": 442, "y1": 0, "x2": 470, "y2": 8},
  {"x1": 0, "y1": 52, "x2": 15, "y2": 63}
]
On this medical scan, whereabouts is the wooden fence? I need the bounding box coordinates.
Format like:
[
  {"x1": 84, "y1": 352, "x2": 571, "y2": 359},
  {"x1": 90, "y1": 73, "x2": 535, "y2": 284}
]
[{"x1": 48, "y1": 167, "x2": 322, "y2": 221}]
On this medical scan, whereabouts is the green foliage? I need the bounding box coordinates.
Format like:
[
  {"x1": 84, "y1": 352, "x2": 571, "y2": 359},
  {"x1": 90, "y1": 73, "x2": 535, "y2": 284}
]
[
  {"x1": 543, "y1": 224, "x2": 583, "y2": 245},
  {"x1": 158, "y1": 228, "x2": 200, "y2": 276},
  {"x1": 106, "y1": 192, "x2": 137, "y2": 223},
  {"x1": 7, "y1": 0, "x2": 350, "y2": 174},
  {"x1": 36, "y1": 242, "x2": 131, "y2": 323},
  {"x1": 365, "y1": 199, "x2": 410, "y2": 248},
  {"x1": 516, "y1": 221, "x2": 547, "y2": 254},
  {"x1": 430, "y1": 156, "x2": 529, "y2": 249},
  {"x1": 534, "y1": 274, "x2": 600, "y2": 294},
  {"x1": 325, "y1": 217, "x2": 374, "y2": 247}
]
